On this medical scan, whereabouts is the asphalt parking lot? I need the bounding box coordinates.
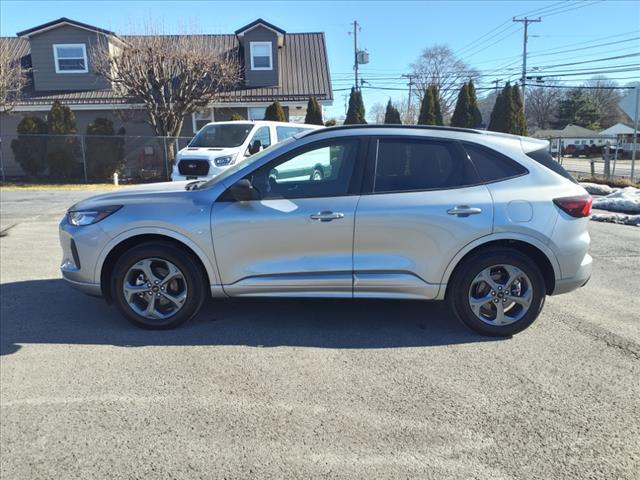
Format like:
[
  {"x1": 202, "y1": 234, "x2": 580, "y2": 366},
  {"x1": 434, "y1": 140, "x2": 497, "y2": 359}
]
[{"x1": 1, "y1": 189, "x2": 639, "y2": 479}]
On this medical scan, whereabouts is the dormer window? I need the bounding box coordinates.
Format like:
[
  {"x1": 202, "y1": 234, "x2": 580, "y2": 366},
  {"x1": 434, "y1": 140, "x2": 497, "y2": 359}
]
[
  {"x1": 250, "y1": 42, "x2": 272, "y2": 70},
  {"x1": 53, "y1": 44, "x2": 88, "y2": 73}
]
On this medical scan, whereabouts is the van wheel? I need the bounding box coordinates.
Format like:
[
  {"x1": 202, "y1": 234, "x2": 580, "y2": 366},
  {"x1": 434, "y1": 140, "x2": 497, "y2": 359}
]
[
  {"x1": 111, "y1": 242, "x2": 206, "y2": 329},
  {"x1": 448, "y1": 248, "x2": 545, "y2": 336}
]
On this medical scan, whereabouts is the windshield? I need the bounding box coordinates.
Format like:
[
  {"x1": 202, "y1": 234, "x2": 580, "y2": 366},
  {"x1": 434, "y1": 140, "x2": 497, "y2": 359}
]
[
  {"x1": 199, "y1": 136, "x2": 296, "y2": 189},
  {"x1": 189, "y1": 123, "x2": 254, "y2": 148}
]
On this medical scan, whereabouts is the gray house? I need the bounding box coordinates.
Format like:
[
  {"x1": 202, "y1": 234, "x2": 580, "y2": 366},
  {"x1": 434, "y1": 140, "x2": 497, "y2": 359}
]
[{"x1": 0, "y1": 17, "x2": 333, "y2": 177}]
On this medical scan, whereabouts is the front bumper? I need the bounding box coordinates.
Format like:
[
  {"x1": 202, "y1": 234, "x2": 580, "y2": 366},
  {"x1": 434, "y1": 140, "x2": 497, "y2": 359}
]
[
  {"x1": 551, "y1": 253, "x2": 592, "y2": 295},
  {"x1": 59, "y1": 216, "x2": 110, "y2": 297}
]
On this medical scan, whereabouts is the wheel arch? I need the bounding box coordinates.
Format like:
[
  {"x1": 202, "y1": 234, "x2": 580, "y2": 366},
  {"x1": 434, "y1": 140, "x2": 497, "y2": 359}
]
[
  {"x1": 96, "y1": 229, "x2": 217, "y2": 302},
  {"x1": 441, "y1": 234, "x2": 560, "y2": 298}
]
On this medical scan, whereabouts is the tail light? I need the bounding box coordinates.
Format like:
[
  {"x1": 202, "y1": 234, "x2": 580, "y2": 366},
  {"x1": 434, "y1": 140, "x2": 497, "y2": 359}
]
[{"x1": 553, "y1": 195, "x2": 592, "y2": 218}]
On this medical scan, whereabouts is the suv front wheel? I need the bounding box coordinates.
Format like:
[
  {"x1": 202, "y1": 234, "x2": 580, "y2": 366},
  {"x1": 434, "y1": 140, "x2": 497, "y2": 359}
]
[
  {"x1": 448, "y1": 248, "x2": 546, "y2": 336},
  {"x1": 111, "y1": 241, "x2": 206, "y2": 329}
]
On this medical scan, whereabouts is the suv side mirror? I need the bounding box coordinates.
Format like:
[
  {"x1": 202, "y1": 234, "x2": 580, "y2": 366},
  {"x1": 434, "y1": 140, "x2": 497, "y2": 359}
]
[{"x1": 228, "y1": 178, "x2": 258, "y2": 201}]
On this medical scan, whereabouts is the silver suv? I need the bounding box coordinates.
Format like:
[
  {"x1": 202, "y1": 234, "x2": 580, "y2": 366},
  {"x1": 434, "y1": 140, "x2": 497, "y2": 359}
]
[{"x1": 59, "y1": 126, "x2": 592, "y2": 336}]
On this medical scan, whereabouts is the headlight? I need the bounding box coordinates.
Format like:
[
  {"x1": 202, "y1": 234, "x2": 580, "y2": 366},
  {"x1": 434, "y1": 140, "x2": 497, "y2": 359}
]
[
  {"x1": 67, "y1": 205, "x2": 122, "y2": 226},
  {"x1": 214, "y1": 154, "x2": 237, "y2": 166}
]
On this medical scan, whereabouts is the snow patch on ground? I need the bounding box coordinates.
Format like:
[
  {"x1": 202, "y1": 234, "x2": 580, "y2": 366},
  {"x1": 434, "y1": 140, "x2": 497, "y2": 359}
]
[
  {"x1": 591, "y1": 212, "x2": 640, "y2": 227},
  {"x1": 592, "y1": 187, "x2": 640, "y2": 214},
  {"x1": 579, "y1": 182, "x2": 620, "y2": 196}
]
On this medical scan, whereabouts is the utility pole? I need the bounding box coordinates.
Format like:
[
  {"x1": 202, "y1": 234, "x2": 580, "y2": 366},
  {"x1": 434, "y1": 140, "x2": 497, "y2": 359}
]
[
  {"x1": 402, "y1": 73, "x2": 415, "y2": 119},
  {"x1": 492, "y1": 79, "x2": 500, "y2": 93},
  {"x1": 512, "y1": 16, "x2": 541, "y2": 114},
  {"x1": 351, "y1": 20, "x2": 361, "y2": 90}
]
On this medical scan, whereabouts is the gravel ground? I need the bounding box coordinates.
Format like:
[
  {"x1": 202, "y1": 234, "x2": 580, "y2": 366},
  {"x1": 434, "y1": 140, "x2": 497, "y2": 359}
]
[{"x1": 1, "y1": 189, "x2": 639, "y2": 479}]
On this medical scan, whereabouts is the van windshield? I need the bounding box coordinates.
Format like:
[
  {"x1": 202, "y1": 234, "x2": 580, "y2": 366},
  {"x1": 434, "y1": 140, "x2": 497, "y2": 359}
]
[{"x1": 189, "y1": 123, "x2": 254, "y2": 148}]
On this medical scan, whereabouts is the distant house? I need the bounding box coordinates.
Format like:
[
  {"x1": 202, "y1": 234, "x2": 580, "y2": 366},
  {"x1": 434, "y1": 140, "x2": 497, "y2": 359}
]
[
  {"x1": 600, "y1": 123, "x2": 639, "y2": 154},
  {"x1": 533, "y1": 124, "x2": 605, "y2": 151},
  {"x1": 0, "y1": 17, "x2": 333, "y2": 176}
]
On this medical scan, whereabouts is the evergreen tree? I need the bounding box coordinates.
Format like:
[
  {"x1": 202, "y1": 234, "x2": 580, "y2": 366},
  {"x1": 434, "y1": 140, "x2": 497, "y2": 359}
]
[
  {"x1": 467, "y1": 80, "x2": 483, "y2": 128},
  {"x1": 10, "y1": 115, "x2": 48, "y2": 176},
  {"x1": 344, "y1": 88, "x2": 367, "y2": 124},
  {"x1": 488, "y1": 83, "x2": 517, "y2": 133},
  {"x1": 418, "y1": 84, "x2": 442, "y2": 125},
  {"x1": 384, "y1": 99, "x2": 402, "y2": 124},
  {"x1": 46, "y1": 100, "x2": 78, "y2": 179},
  {"x1": 552, "y1": 88, "x2": 600, "y2": 130},
  {"x1": 510, "y1": 84, "x2": 527, "y2": 135},
  {"x1": 304, "y1": 96, "x2": 324, "y2": 125},
  {"x1": 85, "y1": 118, "x2": 126, "y2": 180},
  {"x1": 451, "y1": 83, "x2": 472, "y2": 128},
  {"x1": 264, "y1": 100, "x2": 286, "y2": 121}
]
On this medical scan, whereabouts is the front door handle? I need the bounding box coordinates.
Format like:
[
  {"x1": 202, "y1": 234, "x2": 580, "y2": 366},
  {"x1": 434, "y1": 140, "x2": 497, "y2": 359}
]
[
  {"x1": 447, "y1": 205, "x2": 482, "y2": 217},
  {"x1": 310, "y1": 211, "x2": 345, "y2": 222}
]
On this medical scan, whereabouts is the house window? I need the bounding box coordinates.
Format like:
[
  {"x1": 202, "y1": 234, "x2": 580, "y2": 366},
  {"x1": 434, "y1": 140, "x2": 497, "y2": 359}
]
[
  {"x1": 248, "y1": 107, "x2": 267, "y2": 120},
  {"x1": 250, "y1": 42, "x2": 273, "y2": 70},
  {"x1": 53, "y1": 44, "x2": 88, "y2": 73},
  {"x1": 192, "y1": 108, "x2": 215, "y2": 133}
]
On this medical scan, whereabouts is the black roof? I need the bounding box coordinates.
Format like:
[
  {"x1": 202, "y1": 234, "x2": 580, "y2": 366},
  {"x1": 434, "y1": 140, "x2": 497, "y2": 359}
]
[
  {"x1": 235, "y1": 18, "x2": 286, "y2": 36},
  {"x1": 17, "y1": 17, "x2": 116, "y2": 37}
]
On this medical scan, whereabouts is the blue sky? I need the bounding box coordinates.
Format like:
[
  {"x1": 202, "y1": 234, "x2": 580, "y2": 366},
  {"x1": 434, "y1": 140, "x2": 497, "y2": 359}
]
[{"x1": 2, "y1": 0, "x2": 639, "y2": 119}]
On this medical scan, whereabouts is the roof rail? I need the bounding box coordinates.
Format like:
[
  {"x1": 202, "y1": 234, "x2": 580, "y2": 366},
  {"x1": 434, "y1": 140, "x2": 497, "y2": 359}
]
[{"x1": 304, "y1": 124, "x2": 482, "y2": 137}]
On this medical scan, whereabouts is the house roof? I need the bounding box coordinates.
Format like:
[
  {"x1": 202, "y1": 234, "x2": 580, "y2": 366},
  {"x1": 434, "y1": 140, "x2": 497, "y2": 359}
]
[
  {"x1": 600, "y1": 123, "x2": 636, "y2": 136},
  {"x1": 17, "y1": 17, "x2": 117, "y2": 38},
  {"x1": 534, "y1": 124, "x2": 603, "y2": 139},
  {"x1": 235, "y1": 18, "x2": 286, "y2": 36},
  {"x1": 2, "y1": 31, "x2": 333, "y2": 107}
]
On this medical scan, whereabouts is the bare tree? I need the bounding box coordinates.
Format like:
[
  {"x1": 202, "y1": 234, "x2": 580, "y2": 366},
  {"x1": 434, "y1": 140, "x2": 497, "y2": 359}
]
[
  {"x1": 91, "y1": 24, "x2": 240, "y2": 161},
  {"x1": 585, "y1": 76, "x2": 624, "y2": 129},
  {"x1": 410, "y1": 44, "x2": 478, "y2": 119},
  {"x1": 367, "y1": 102, "x2": 385, "y2": 123},
  {"x1": 396, "y1": 95, "x2": 418, "y2": 125},
  {"x1": 0, "y1": 38, "x2": 29, "y2": 113},
  {"x1": 526, "y1": 83, "x2": 563, "y2": 130}
]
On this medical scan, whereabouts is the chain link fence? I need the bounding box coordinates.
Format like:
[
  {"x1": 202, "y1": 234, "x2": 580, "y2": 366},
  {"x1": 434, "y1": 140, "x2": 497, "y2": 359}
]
[
  {"x1": 545, "y1": 137, "x2": 638, "y2": 182},
  {"x1": 0, "y1": 134, "x2": 193, "y2": 183}
]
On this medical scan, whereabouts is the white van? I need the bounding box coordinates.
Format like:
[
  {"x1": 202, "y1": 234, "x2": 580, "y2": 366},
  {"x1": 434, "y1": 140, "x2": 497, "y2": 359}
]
[{"x1": 171, "y1": 121, "x2": 321, "y2": 181}]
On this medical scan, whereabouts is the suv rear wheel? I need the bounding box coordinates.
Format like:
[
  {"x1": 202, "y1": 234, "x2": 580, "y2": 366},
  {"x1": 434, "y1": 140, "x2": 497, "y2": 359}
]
[
  {"x1": 111, "y1": 241, "x2": 206, "y2": 329},
  {"x1": 448, "y1": 248, "x2": 545, "y2": 336}
]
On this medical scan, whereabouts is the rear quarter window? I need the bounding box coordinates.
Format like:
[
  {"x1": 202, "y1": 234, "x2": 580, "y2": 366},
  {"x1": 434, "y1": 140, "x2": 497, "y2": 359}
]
[
  {"x1": 525, "y1": 148, "x2": 577, "y2": 183},
  {"x1": 463, "y1": 143, "x2": 528, "y2": 183}
]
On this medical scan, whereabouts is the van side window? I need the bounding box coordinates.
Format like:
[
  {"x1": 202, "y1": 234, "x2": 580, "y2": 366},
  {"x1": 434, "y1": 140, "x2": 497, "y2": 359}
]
[
  {"x1": 374, "y1": 139, "x2": 477, "y2": 193},
  {"x1": 276, "y1": 126, "x2": 308, "y2": 142},
  {"x1": 250, "y1": 126, "x2": 271, "y2": 150}
]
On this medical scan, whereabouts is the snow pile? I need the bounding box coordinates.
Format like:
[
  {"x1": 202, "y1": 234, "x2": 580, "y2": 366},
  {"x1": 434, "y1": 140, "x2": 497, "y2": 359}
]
[
  {"x1": 579, "y1": 182, "x2": 619, "y2": 196},
  {"x1": 591, "y1": 212, "x2": 640, "y2": 227},
  {"x1": 592, "y1": 187, "x2": 640, "y2": 214}
]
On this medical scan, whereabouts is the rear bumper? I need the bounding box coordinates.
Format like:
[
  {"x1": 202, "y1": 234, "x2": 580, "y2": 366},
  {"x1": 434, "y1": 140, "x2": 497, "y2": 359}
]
[{"x1": 551, "y1": 253, "x2": 592, "y2": 295}]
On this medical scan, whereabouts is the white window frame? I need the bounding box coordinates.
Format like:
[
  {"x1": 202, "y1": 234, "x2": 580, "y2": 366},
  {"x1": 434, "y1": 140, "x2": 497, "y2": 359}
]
[
  {"x1": 250, "y1": 41, "x2": 273, "y2": 71},
  {"x1": 191, "y1": 108, "x2": 215, "y2": 133},
  {"x1": 53, "y1": 43, "x2": 88, "y2": 74}
]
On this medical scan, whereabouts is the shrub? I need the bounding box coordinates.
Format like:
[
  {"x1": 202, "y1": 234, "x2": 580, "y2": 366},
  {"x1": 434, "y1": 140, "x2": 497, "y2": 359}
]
[
  {"x1": 264, "y1": 101, "x2": 286, "y2": 121},
  {"x1": 304, "y1": 96, "x2": 324, "y2": 125},
  {"x1": 10, "y1": 115, "x2": 48, "y2": 176},
  {"x1": 324, "y1": 119, "x2": 337, "y2": 127},
  {"x1": 46, "y1": 100, "x2": 78, "y2": 179},
  {"x1": 85, "y1": 118, "x2": 126, "y2": 180},
  {"x1": 230, "y1": 113, "x2": 246, "y2": 121}
]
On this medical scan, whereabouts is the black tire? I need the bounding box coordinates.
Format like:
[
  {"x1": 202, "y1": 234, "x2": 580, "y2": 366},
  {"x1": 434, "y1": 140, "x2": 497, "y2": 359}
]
[
  {"x1": 111, "y1": 241, "x2": 206, "y2": 329},
  {"x1": 448, "y1": 248, "x2": 546, "y2": 337}
]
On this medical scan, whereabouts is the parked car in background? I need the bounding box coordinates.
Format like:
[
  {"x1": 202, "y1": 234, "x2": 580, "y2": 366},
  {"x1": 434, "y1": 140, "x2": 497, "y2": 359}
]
[
  {"x1": 171, "y1": 121, "x2": 321, "y2": 182},
  {"x1": 60, "y1": 125, "x2": 592, "y2": 337}
]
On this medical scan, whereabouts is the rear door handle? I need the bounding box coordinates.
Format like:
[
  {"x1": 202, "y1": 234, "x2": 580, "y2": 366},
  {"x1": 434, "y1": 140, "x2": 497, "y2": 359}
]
[
  {"x1": 447, "y1": 205, "x2": 482, "y2": 217},
  {"x1": 310, "y1": 211, "x2": 345, "y2": 222}
]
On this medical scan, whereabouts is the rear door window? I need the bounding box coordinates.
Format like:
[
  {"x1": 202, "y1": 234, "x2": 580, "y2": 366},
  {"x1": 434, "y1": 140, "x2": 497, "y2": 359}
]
[
  {"x1": 276, "y1": 126, "x2": 309, "y2": 142},
  {"x1": 463, "y1": 143, "x2": 528, "y2": 183},
  {"x1": 526, "y1": 148, "x2": 577, "y2": 183},
  {"x1": 373, "y1": 139, "x2": 478, "y2": 193}
]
